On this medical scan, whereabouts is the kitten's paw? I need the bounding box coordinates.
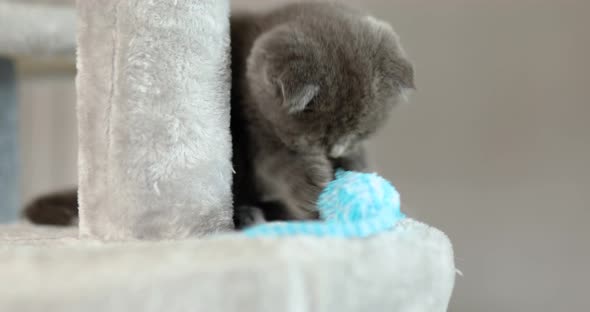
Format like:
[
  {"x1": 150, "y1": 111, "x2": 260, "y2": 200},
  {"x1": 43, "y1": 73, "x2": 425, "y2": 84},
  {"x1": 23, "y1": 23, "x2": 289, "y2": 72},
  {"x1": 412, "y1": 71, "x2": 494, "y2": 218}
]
[{"x1": 234, "y1": 205, "x2": 267, "y2": 229}]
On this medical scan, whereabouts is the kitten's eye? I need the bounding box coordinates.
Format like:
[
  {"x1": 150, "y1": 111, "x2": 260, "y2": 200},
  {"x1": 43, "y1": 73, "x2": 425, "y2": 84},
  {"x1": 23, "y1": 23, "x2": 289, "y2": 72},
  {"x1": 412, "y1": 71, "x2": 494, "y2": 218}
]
[{"x1": 300, "y1": 98, "x2": 317, "y2": 113}]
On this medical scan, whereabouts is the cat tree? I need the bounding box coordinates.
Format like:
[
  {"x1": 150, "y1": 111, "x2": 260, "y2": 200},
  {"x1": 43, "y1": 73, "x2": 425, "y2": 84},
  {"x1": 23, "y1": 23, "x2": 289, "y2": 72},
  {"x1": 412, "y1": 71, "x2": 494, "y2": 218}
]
[{"x1": 0, "y1": 1, "x2": 456, "y2": 311}]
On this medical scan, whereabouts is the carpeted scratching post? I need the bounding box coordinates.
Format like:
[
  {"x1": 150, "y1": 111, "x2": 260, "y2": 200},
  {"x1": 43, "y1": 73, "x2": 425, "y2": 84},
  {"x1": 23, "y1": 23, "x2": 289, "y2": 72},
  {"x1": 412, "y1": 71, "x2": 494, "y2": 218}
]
[{"x1": 76, "y1": 0, "x2": 233, "y2": 239}]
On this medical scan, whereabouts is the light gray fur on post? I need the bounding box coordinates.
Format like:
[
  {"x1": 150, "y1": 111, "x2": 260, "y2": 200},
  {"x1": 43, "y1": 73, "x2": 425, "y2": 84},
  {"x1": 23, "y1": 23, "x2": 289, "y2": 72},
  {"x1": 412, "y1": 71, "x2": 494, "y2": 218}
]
[{"x1": 76, "y1": 0, "x2": 233, "y2": 239}]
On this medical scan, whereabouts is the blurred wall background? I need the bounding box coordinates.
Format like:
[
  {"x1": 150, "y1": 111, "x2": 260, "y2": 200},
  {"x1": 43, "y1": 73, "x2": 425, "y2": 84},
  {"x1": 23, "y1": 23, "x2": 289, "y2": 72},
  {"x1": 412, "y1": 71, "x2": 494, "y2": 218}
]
[{"x1": 11, "y1": 0, "x2": 589, "y2": 311}]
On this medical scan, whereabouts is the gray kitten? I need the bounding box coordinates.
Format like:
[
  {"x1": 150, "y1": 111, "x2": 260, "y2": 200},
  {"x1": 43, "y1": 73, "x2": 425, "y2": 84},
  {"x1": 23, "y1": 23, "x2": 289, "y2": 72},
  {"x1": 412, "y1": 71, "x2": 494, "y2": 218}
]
[
  {"x1": 231, "y1": 2, "x2": 414, "y2": 227},
  {"x1": 24, "y1": 2, "x2": 414, "y2": 229}
]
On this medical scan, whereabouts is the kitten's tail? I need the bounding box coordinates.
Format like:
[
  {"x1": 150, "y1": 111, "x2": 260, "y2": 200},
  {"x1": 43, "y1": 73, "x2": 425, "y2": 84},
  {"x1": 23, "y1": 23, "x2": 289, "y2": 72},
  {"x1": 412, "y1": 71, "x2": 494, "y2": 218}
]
[{"x1": 23, "y1": 189, "x2": 79, "y2": 226}]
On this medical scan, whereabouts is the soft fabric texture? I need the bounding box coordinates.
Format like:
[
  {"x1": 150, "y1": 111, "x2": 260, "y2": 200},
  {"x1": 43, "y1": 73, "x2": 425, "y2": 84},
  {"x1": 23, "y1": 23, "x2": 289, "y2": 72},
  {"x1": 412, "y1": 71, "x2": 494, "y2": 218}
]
[
  {"x1": 0, "y1": 0, "x2": 76, "y2": 58},
  {"x1": 244, "y1": 170, "x2": 406, "y2": 238},
  {"x1": 0, "y1": 219, "x2": 455, "y2": 312},
  {"x1": 76, "y1": 0, "x2": 233, "y2": 239}
]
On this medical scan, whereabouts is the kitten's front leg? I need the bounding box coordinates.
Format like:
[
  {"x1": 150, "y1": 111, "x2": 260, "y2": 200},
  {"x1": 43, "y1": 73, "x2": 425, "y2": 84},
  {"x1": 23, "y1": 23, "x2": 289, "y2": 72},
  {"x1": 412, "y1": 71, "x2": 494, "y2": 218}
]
[
  {"x1": 281, "y1": 152, "x2": 333, "y2": 219},
  {"x1": 255, "y1": 149, "x2": 333, "y2": 221},
  {"x1": 234, "y1": 205, "x2": 266, "y2": 229},
  {"x1": 234, "y1": 200, "x2": 295, "y2": 229}
]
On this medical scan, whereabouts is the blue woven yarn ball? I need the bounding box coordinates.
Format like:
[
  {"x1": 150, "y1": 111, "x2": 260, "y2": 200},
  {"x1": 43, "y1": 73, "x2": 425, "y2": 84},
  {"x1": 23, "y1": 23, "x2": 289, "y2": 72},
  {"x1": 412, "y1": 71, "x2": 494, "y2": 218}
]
[
  {"x1": 318, "y1": 170, "x2": 402, "y2": 222},
  {"x1": 243, "y1": 170, "x2": 405, "y2": 238}
]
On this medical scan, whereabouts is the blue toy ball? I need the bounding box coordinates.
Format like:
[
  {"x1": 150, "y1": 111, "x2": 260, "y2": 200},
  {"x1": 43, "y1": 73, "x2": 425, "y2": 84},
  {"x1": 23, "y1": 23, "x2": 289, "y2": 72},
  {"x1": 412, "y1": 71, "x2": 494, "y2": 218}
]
[{"x1": 243, "y1": 170, "x2": 405, "y2": 238}]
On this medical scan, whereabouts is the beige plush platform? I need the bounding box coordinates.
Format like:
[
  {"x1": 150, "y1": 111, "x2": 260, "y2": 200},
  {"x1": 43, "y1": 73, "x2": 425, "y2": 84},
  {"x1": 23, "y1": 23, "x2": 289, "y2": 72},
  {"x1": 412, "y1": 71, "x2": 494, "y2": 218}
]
[{"x1": 0, "y1": 219, "x2": 455, "y2": 312}]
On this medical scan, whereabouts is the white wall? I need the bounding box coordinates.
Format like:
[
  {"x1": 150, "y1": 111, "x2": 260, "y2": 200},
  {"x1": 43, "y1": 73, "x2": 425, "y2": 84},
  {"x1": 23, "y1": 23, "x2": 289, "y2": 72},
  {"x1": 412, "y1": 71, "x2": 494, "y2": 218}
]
[
  {"x1": 16, "y1": 0, "x2": 590, "y2": 311},
  {"x1": 18, "y1": 66, "x2": 77, "y2": 201}
]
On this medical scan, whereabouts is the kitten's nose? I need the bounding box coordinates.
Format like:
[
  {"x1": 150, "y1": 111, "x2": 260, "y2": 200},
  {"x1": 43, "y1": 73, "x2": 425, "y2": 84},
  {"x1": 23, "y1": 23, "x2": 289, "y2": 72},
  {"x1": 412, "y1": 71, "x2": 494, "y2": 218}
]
[
  {"x1": 329, "y1": 143, "x2": 347, "y2": 158},
  {"x1": 329, "y1": 136, "x2": 353, "y2": 158}
]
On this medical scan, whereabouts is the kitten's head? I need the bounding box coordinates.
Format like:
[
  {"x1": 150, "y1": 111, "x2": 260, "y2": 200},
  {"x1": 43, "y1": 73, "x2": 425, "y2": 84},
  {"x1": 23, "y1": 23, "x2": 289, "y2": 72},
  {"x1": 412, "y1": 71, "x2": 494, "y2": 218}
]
[{"x1": 246, "y1": 9, "x2": 414, "y2": 157}]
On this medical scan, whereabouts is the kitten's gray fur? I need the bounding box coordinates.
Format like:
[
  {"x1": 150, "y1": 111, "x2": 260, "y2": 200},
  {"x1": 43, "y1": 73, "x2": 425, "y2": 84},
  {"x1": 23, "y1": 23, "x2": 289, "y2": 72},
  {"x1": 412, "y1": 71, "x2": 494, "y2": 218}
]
[
  {"x1": 231, "y1": 3, "x2": 413, "y2": 227},
  {"x1": 23, "y1": 2, "x2": 414, "y2": 229}
]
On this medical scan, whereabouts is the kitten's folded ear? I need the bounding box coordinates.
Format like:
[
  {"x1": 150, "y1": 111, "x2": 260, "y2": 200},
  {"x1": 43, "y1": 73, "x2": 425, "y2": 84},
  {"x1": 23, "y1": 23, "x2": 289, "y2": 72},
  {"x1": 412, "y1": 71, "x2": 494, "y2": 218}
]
[
  {"x1": 247, "y1": 25, "x2": 320, "y2": 114},
  {"x1": 396, "y1": 58, "x2": 415, "y2": 90},
  {"x1": 278, "y1": 80, "x2": 320, "y2": 114}
]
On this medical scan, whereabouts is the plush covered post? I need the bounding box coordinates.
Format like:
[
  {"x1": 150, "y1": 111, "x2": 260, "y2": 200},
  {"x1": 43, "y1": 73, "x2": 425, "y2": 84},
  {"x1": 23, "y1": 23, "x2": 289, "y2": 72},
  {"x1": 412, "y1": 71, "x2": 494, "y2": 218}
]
[{"x1": 76, "y1": 0, "x2": 233, "y2": 239}]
